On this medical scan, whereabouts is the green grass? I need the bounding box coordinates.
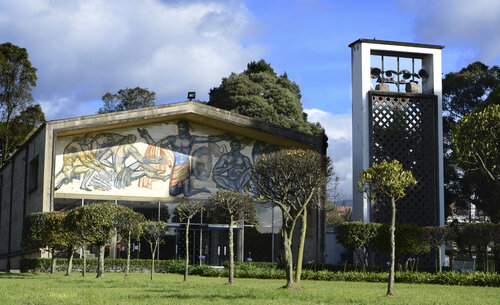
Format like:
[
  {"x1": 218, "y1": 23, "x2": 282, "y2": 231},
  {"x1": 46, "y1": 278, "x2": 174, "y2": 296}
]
[{"x1": 0, "y1": 272, "x2": 498, "y2": 305}]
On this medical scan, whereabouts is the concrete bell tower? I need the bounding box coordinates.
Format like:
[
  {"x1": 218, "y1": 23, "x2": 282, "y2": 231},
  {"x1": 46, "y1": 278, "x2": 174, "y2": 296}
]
[{"x1": 350, "y1": 39, "x2": 444, "y2": 227}]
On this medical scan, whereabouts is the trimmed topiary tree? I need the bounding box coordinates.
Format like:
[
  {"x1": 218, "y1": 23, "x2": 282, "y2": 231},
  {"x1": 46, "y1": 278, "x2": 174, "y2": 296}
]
[
  {"x1": 335, "y1": 222, "x2": 381, "y2": 269},
  {"x1": 358, "y1": 160, "x2": 417, "y2": 295},
  {"x1": 142, "y1": 220, "x2": 168, "y2": 281}
]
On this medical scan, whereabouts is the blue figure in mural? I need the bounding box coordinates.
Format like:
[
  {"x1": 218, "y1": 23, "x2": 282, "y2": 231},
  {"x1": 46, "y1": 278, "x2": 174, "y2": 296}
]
[
  {"x1": 212, "y1": 139, "x2": 252, "y2": 192},
  {"x1": 137, "y1": 120, "x2": 232, "y2": 197}
]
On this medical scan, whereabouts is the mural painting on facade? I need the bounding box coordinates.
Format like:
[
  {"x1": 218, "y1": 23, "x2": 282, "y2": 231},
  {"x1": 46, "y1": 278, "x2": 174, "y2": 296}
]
[{"x1": 54, "y1": 120, "x2": 277, "y2": 199}]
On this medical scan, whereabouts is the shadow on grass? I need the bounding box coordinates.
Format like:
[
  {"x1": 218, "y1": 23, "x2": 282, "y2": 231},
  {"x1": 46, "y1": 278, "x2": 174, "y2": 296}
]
[{"x1": 0, "y1": 272, "x2": 38, "y2": 279}]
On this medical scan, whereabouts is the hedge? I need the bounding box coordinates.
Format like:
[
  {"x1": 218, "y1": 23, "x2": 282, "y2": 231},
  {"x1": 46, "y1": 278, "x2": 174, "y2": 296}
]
[{"x1": 20, "y1": 258, "x2": 500, "y2": 287}]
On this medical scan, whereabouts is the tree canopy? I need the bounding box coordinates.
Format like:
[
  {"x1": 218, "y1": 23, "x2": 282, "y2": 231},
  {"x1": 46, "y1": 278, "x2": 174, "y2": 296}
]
[
  {"x1": 0, "y1": 42, "x2": 39, "y2": 165},
  {"x1": 252, "y1": 148, "x2": 332, "y2": 288},
  {"x1": 98, "y1": 87, "x2": 156, "y2": 114},
  {"x1": 208, "y1": 60, "x2": 323, "y2": 136},
  {"x1": 452, "y1": 104, "x2": 500, "y2": 222}
]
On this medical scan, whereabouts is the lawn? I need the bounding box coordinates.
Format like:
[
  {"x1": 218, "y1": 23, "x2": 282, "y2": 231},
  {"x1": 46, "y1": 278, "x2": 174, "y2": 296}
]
[{"x1": 0, "y1": 272, "x2": 498, "y2": 305}]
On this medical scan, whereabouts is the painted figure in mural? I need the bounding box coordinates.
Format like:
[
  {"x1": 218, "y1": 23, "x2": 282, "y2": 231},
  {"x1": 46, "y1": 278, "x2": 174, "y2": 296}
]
[
  {"x1": 137, "y1": 120, "x2": 232, "y2": 197},
  {"x1": 212, "y1": 139, "x2": 252, "y2": 192},
  {"x1": 54, "y1": 135, "x2": 109, "y2": 191},
  {"x1": 98, "y1": 134, "x2": 169, "y2": 189}
]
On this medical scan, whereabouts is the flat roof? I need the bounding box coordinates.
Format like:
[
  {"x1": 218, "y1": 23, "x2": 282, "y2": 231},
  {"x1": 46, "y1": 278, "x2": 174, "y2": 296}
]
[{"x1": 348, "y1": 39, "x2": 444, "y2": 50}]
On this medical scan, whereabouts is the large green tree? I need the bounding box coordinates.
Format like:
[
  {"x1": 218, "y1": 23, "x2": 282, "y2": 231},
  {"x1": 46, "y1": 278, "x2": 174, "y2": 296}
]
[
  {"x1": 207, "y1": 190, "x2": 257, "y2": 285},
  {"x1": 452, "y1": 104, "x2": 500, "y2": 223},
  {"x1": 98, "y1": 87, "x2": 156, "y2": 114},
  {"x1": 442, "y1": 62, "x2": 500, "y2": 219},
  {"x1": 252, "y1": 149, "x2": 332, "y2": 288},
  {"x1": 0, "y1": 42, "x2": 38, "y2": 165},
  {"x1": 358, "y1": 160, "x2": 416, "y2": 296},
  {"x1": 208, "y1": 60, "x2": 323, "y2": 136}
]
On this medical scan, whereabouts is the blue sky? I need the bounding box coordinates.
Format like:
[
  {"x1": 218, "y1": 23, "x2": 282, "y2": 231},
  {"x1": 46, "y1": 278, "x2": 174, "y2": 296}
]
[{"x1": 1, "y1": 0, "x2": 499, "y2": 199}]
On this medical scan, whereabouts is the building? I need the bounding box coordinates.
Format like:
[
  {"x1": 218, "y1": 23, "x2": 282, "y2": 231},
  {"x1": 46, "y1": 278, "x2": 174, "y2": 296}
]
[{"x1": 0, "y1": 101, "x2": 327, "y2": 271}]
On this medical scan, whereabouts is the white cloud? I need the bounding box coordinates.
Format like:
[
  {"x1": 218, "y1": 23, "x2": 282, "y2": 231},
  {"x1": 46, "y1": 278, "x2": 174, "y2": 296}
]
[
  {"x1": 399, "y1": 0, "x2": 500, "y2": 64},
  {"x1": 305, "y1": 109, "x2": 352, "y2": 200},
  {"x1": 0, "y1": 0, "x2": 264, "y2": 119}
]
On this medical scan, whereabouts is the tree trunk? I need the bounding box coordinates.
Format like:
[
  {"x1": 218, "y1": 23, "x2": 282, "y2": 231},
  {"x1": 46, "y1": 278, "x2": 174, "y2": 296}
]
[
  {"x1": 66, "y1": 246, "x2": 74, "y2": 276},
  {"x1": 97, "y1": 244, "x2": 105, "y2": 278},
  {"x1": 151, "y1": 248, "x2": 156, "y2": 281},
  {"x1": 51, "y1": 248, "x2": 57, "y2": 274},
  {"x1": 282, "y1": 227, "x2": 295, "y2": 288},
  {"x1": 294, "y1": 209, "x2": 307, "y2": 284},
  {"x1": 485, "y1": 248, "x2": 489, "y2": 273},
  {"x1": 387, "y1": 197, "x2": 396, "y2": 296},
  {"x1": 82, "y1": 246, "x2": 87, "y2": 278},
  {"x1": 228, "y1": 216, "x2": 235, "y2": 285},
  {"x1": 125, "y1": 232, "x2": 131, "y2": 279},
  {"x1": 437, "y1": 246, "x2": 442, "y2": 273},
  {"x1": 184, "y1": 219, "x2": 190, "y2": 282}
]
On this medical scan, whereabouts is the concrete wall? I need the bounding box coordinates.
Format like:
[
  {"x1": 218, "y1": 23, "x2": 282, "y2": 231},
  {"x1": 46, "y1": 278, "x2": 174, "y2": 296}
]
[{"x1": 0, "y1": 126, "x2": 46, "y2": 270}]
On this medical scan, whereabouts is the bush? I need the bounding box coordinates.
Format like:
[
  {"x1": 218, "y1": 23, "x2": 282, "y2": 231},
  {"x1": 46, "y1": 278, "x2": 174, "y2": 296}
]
[
  {"x1": 20, "y1": 258, "x2": 500, "y2": 286},
  {"x1": 335, "y1": 222, "x2": 381, "y2": 267}
]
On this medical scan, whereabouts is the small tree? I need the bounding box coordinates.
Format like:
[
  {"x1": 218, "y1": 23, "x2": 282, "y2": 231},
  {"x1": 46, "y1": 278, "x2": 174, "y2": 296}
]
[
  {"x1": 61, "y1": 214, "x2": 86, "y2": 276},
  {"x1": 22, "y1": 212, "x2": 66, "y2": 274},
  {"x1": 423, "y1": 226, "x2": 448, "y2": 273},
  {"x1": 176, "y1": 199, "x2": 204, "y2": 282},
  {"x1": 358, "y1": 160, "x2": 416, "y2": 296},
  {"x1": 115, "y1": 206, "x2": 146, "y2": 278},
  {"x1": 142, "y1": 220, "x2": 167, "y2": 281},
  {"x1": 458, "y1": 223, "x2": 499, "y2": 272},
  {"x1": 376, "y1": 224, "x2": 430, "y2": 271},
  {"x1": 207, "y1": 190, "x2": 258, "y2": 285},
  {"x1": 252, "y1": 149, "x2": 332, "y2": 288},
  {"x1": 65, "y1": 202, "x2": 118, "y2": 278},
  {"x1": 335, "y1": 222, "x2": 381, "y2": 269}
]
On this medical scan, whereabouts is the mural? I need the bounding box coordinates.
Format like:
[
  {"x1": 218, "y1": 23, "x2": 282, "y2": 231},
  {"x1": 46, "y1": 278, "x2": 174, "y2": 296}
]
[{"x1": 53, "y1": 120, "x2": 277, "y2": 200}]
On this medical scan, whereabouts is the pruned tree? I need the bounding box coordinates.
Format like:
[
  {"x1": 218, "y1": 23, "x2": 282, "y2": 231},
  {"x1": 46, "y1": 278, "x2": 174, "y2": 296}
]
[
  {"x1": 207, "y1": 190, "x2": 258, "y2": 285},
  {"x1": 176, "y1": 199, "x2": 205, "y2": 282},
  {"x1": 0, "y1": 42, "x2": 38, "y2": 165},
  {"x1": 358, "y1": 160, "x2": 416, "y2": 295},
  {"x1": 98, "y1": 87, "x2": 156, "y2": 114},
  {"x1": 115, "y1": 206, "x2": 146, "y2": 278},
  {"x1": 22, "y1": 212, "x2": 66, "y2": 274},
  {"x1": 65, "y1": 202, "x2": 118, "y2": 278},
  {"x1": 335, "y1": 222, "x2": 381, "y2": 269},
  {"x1": 458, "y1": 223, "x2": 499, "y2": 272},
  {"x1": 423, "y1": 226, "x2": 448, "y2": 273},
  {"x1": 61, "y1": 212, "x2": 86, "y2": 277},
  {"x1": 142, "y1": 220, "x2": 168, "y2": 281},
  {"x1": 376, "y1": 224, "x2": 430, "y2": 271},
  {"x1": 252, "y1": 149, "x2": 332, "y2": 288}
]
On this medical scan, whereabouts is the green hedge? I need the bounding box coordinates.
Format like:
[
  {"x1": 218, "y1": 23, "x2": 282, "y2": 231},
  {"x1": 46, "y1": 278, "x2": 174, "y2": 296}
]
[{"x1": 20, "y1": 258, "x2": 500, "y2": 287}]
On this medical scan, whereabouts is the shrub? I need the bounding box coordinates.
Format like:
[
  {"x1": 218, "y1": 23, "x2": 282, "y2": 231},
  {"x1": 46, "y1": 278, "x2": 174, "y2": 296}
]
[{"x1": 335, "y1": 222, "x2": 381, "y2": 268}]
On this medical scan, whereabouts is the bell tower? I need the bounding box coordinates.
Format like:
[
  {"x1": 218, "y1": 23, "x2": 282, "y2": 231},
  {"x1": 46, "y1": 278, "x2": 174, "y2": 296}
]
[{"x1": 350, "y1": 39, "x2": 444, "y2": 227}]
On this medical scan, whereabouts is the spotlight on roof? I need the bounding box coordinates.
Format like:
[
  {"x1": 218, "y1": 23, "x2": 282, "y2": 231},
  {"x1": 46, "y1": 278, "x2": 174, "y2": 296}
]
[{"x1": 187, "y1": 92, "x2": 196, "y2": 101}]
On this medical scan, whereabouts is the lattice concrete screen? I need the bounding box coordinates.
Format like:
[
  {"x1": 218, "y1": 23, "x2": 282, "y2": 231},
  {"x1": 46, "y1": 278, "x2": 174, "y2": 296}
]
[{"x1": 369, "y1": 91, "x2": 439, "y2": 226}]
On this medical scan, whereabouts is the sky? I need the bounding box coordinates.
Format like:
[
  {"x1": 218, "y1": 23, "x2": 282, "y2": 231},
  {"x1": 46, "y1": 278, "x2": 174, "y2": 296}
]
[{"x1": 1, "y1": 0, "x2": 499, "y2": 200}]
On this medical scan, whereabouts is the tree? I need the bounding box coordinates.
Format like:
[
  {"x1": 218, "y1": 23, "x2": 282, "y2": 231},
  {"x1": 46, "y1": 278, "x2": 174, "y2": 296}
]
[
  {"x1": 176, "y1": 199, "x2": 204, "y2": 282},
  {"x1": 142, "y1": 220, "x2": 167, "y2": 281},
  {"x1": 98, "y1": 87, "x2": 156, "y2": 114},
  {"x1": 0, "y1": 42, "x2": 38, "y2": 165},
  {"x1": 208, "y1": 60, "x2": 323, "y2": 136},
  {"x1": 252, "y1": 149, "x2": 332, "y2": 288},
  {"x1": 452, "y1": 105, "x2": 500, "y2": 223},
  {"x1": 65, "y1": 202, "x2": 119, "y2": 278},
  {"x1": 376, "y1": 224, "x2": 430, "y2": 271},
  {"x1": 115, "y1": 206, "x2": 146, "y2": 279},
  {"x1": 22, "y1": 212, "x2": 66, "y2": 274},
  {"x1": 423, "y1": 226, "x2": 448, "y2": 273},
  {"x1": 458, "y1": 223, "x2": 499, "y2": 272},
  {"x1": 335, "y1": 222, "x2": 381, "y2": 269},
  {"x1": 61, "y1": 212, "x2": 86, "y2": 277},
  {"x1": 207, "y1": 190, "x2": 257, "y2": 285},
  {"x1": 358, "y1": 160, "x2": 416, "y2": 295}
]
